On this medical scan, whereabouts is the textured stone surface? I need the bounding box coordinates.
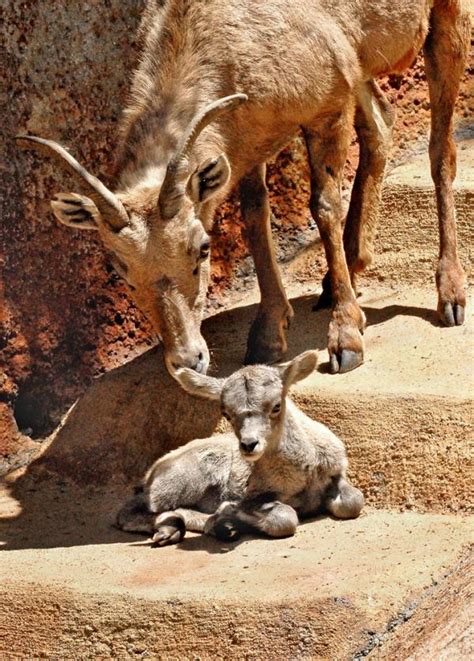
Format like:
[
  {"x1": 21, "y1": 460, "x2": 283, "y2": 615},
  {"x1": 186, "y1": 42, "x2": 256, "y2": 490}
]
[
  {"x1": 1, "y1": 0, "x2": 150, "y2": 446},
  {"x1": 371, "y1": 552, "x2": 473, "y2": 660},
  {"x1": 0, "y1": 501, "x2": 471, "y2": 659}
]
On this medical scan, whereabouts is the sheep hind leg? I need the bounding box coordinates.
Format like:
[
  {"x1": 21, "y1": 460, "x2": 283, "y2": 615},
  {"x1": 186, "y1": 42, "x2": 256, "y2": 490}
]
[
  {"x1": 151, "y1": 511, "x2": 186, "y2": 547},
  {"x1": 325, "y1": 476, "x2": 364, "y2": 520},
  {"x1": 424, "y1": 1, "x2": 470, "y2": 327},
  {"x1": 316, "y1": 80, "x2": 394, "y2": 309},
  {"x1": 116, "y1": 494, "x2": 209, "y2": 546},
  {"x1": 304, "y1": 107, "x2": 366, "y2": 374}
]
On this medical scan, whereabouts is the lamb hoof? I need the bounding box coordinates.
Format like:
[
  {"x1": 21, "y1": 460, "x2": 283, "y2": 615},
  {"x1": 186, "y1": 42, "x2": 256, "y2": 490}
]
[
  {"x1": 214, "y1": 518, "x2": 241, "y2": 542},
  {"x1": 151, "y1": 514, "x2": 185, "y2": 547}
]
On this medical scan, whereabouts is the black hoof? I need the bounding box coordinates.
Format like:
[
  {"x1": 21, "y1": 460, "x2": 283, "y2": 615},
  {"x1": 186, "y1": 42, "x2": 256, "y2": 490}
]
[
  {"x1": 330, "y1": 350, "x2": 363, "y2": 374},
  {"x1": 151, "y1": 515, "x2": 186, "y2": 547},
  {"x1": 455, "y1": 304, "x2": 465, "y2": 325},
  {"x1": 151, "y1": 528, "x2": 184, "y2": 547},
  {"x1": 214, "y1": 518, "x2": 241, "y2": 542}
]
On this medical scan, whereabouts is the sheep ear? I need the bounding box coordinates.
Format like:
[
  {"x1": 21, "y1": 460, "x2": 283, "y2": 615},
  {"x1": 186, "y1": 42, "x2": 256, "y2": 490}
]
[
  {"x1": 173, "y1": 368, "x2": 224, "y2": 401},
  {"x1": 187, "y1": 154, "x2": 231, "y2": 204},
  {"x1": 277, "y1": 351, "x2": 318, "y2": 390},
  {"x1": 51, "y1": 192, "x2": 100, "y2": 230}
]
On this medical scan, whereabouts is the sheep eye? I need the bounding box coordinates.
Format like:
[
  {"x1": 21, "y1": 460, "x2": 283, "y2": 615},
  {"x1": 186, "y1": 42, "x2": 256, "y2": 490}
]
[
  {"x1": 111, "y1": 256, "x2": 128, "y2": 277},
  {"x1": 271, "y1": 403, "x2": 281, "y2": 416},
  {"x1": 199, "y1": 241, "x2": 210, "y2": 260},
  {"x1": 221, "y1": 409, "x2": 230, "y2": 421}
]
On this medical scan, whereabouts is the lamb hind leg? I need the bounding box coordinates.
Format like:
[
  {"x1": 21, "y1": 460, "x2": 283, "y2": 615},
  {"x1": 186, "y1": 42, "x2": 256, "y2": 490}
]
[
  {"x1": 240, "y1": 164, "x2": 294, "y2": 365},
  {"x1": 304, "y1": 109, "x2": 366, "y2": 374},
  {"x1": 152, "y1": 508, "x2": 212, "y2": 547},
  {"x1": 116, "y1": 493, "x2": 156, "y2": 535},
  {"x1": 117, "y1": 494, "x2": 211, "y2": 546},
  {"x1": 424, "y1": 1, "x2": 470, "y2": 326},
  {"x1": 116, "y1": 496, "x2": 187, "y2": 545}
]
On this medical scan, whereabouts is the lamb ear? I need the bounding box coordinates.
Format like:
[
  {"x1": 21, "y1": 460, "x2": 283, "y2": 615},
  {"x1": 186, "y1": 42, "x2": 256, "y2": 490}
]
[
  {"x1": 51, "y1": 192, "x2": 100, "y2": 230},
  {"x1": 173, "y1": 368, "x2": 224, "y2": 401},
  {"x1": 277, "y1": 350, "x2": 318, "y2": 390}
]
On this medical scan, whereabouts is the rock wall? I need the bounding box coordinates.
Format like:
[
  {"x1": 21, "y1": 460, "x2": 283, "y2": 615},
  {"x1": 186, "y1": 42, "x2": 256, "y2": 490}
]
[
  {"x1": 1, "y1": 1, "x2": 471, "y2": 472},
  {"x1": 1, "y1": 1, "x2": 149, "y2": 461}
]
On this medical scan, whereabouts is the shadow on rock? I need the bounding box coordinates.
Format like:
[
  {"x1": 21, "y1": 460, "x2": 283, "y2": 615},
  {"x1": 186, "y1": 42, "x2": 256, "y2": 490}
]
[
  {"x1": 0, "y1": 345, "x2": 221, "y2": 551},
  {"x1": 0, "y1": 293, "x2": 439, "y2": 551}
]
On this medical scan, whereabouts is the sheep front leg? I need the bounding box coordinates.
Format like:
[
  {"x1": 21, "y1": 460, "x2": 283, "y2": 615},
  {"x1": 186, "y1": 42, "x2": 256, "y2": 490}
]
[
  {"x1": 325, "y1": 476, "x2": 364, "y2": 520},
  {"x1": 304, "y1": 109, "x2": 366, "y2": 374},
  {"x1": 241, "y1": 164, "x2": 294, "y2": 365}
]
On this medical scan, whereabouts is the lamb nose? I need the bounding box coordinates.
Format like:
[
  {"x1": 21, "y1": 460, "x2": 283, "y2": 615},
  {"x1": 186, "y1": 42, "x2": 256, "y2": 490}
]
[{"x1": 241, "y1": 440, "x2": 258, "y2": 453}]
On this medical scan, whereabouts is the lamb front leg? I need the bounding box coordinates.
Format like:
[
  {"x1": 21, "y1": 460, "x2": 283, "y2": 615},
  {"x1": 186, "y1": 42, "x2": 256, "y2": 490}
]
[
  {"x1": 240, "y1": 164, "x2": 294, "y2": 365},
  {"x1": 324, "y1": 475, "x2": 364, "y2": 520},
  {"x1": 206, "y1": 499, "x2": 298, "y2": 540}
]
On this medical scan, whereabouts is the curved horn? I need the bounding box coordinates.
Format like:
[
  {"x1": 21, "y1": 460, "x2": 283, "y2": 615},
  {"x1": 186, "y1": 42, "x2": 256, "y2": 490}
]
[
  {"x1": 16, "y1": 135, "x2": 129, "y2": 231},
  {"x1": 159, "y1": 93, "x2": 248, "y2": 219}
]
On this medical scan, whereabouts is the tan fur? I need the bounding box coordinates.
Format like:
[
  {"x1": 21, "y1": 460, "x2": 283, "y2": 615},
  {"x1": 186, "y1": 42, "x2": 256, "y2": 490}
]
[{"x1": 24, "y1": 0, "x2": 470, "y2": 373}]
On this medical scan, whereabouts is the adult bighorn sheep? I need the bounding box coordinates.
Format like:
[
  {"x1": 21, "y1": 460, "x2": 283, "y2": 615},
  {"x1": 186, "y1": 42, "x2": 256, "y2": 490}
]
[
  {"x1": 116, "y1": 350, "x2": 364, "y2": 545},
  {"x1": 18, "y1": 1, "x2": 470, "y2": 374}
]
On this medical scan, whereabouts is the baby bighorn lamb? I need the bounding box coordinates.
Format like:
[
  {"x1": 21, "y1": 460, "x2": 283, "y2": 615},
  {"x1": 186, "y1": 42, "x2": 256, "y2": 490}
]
[{"x1": 117, "y1": 351, "x2": 364, "y2": 545}]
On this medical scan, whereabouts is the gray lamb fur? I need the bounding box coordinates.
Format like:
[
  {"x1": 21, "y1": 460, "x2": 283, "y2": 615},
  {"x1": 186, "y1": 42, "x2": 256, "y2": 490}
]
[{"x1": 117, "y1": 350, "x2": 364, "y2": 545}]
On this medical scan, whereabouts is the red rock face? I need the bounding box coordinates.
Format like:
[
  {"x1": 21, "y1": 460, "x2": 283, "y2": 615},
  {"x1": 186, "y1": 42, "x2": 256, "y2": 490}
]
[
  {"x1": 1, "y1": 1, "x2": 152, "y2": 454},
  {"x1": 0, "y1": 2, "x2": 471, "y2": 470}
]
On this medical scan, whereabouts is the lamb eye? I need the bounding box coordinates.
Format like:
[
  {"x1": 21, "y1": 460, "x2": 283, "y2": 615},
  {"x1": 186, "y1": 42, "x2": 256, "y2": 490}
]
[
  {"x1": 221, "y1": 409, "x2": 230, "y2": 421},
  {"x1": 271, "y1": 403, "x2": 281, "y2": 415}
]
